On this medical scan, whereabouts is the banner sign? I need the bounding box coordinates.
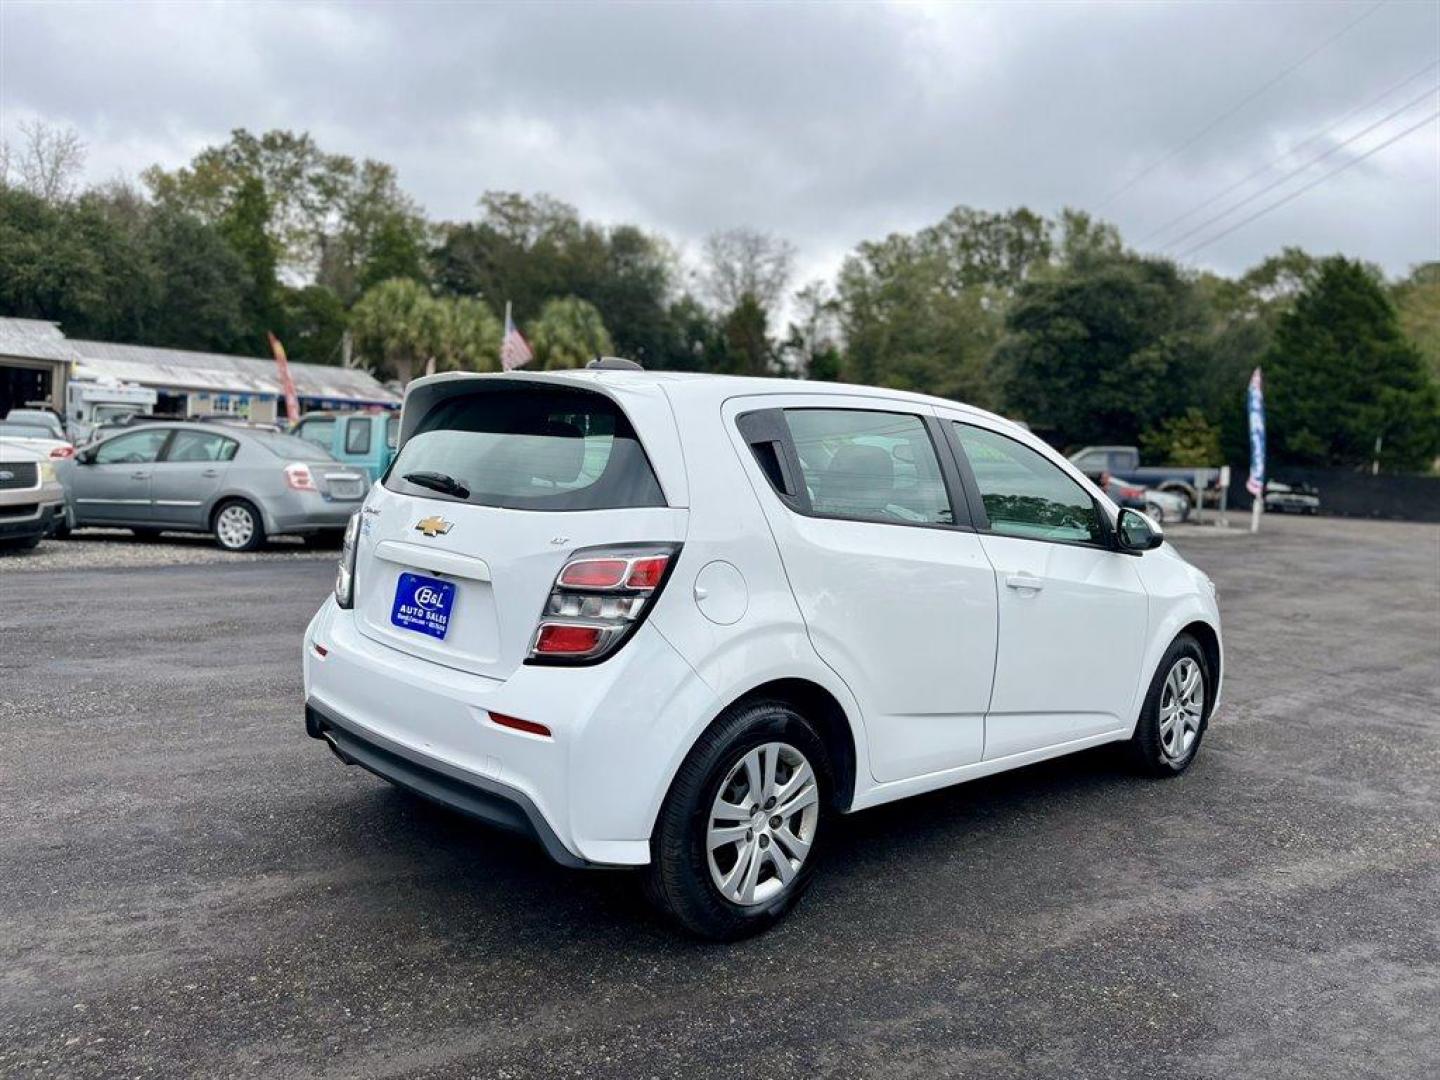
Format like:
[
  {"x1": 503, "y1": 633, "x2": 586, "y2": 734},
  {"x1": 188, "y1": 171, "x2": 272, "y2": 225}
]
[
  {"x1": 1246, "y1": 367, "x2": 1266, "y2": 498},
  {"x1": 267, "y1": 332, "x2": 301, "y2": 424}
]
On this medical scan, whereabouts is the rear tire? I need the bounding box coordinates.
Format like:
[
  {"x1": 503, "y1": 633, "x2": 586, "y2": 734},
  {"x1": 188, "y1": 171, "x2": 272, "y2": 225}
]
[
  {"x1": 644, "y1": 700, "x2": 832, "y2": 940},
  {"x1": 212, "y1": 499, "x2": 265, "y2": 552},
  {"x1": 1128, "y1": 633, "x2": 1211, "y2": 776}
]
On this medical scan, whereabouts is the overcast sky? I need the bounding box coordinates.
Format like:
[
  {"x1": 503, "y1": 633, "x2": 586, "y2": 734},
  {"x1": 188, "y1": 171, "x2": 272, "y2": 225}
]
[{"x1": 2, "y1": 0, "x2": 1437, "y2": 291}]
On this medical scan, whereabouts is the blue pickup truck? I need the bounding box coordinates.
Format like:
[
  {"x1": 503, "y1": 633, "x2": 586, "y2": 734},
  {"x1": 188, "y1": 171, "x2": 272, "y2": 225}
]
[
  {"x1": 1067, "y1": 445, "x2": 1227, "y2": 515},
  {"x1": 291, "y1": 412, "x2": 398, "y2": 484}
]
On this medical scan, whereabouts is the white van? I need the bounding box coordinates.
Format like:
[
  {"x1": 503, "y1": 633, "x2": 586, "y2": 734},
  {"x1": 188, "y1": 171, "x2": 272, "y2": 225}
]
[{"x1": 303, "y1": 366, "x2": 1222, "y2": 938}]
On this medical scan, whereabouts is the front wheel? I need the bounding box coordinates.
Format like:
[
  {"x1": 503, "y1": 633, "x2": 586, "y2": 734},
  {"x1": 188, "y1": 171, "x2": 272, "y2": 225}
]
[
  {"x1": 644, "y1": 700, "x2": 831, "y2": 940},
  {"x1": 213, "y1": 500, "x2": 265, "y2": 552},
  {"x1": 1128, "y1": 634, "x2": 1211, "y2": 776}
]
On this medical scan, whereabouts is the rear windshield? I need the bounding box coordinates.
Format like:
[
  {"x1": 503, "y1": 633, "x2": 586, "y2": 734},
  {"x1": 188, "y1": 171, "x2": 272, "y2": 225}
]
[
  {"x1": 250, "y1": 432, "x2": 338, "y2": 462},
  {"x1": 385, "y1": 386, "x2": 665, "y2": 511}
]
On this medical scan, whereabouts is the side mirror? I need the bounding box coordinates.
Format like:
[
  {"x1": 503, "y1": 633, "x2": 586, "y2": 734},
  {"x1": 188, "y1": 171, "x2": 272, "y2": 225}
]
[
  {"x1": 1116, "y1": 507, "x2": 1164, "y2": 553},
  {"x1": 75, "y1": 448, "x2": 95, "y2": 465}
]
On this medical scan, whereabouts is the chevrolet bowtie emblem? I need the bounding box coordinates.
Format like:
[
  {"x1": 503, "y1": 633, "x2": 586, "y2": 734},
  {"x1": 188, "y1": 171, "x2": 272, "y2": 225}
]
[{"x1": 414, "y1": 516, "x2": 453, "y2": 537}]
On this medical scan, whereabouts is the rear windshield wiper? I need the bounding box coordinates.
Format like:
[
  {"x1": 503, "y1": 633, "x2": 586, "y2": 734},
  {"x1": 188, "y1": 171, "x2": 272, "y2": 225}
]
[{"x1": 404, "y1": 471, "x2": 471, "y2": 500}]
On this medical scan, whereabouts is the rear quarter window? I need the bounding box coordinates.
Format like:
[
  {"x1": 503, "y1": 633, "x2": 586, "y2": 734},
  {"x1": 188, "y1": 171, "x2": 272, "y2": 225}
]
[{"x1": 385, "y1": 386, "x2": 666, "y2": 511}]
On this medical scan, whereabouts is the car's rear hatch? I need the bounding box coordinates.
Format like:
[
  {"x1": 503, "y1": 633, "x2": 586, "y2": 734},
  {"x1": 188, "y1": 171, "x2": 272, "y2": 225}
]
[{"x1": 351, "y1": 375, "x2": 687, "y2": 681}]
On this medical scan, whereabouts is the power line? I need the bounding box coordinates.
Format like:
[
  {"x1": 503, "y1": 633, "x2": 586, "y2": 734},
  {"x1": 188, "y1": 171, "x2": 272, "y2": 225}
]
[
  {"x1": 1159, "y1": 82, "x2": 1439, "y2": 252},
  {"x1": 1138, "y1": 56, "x2": 1439, "y2": 246},
  {"x1": 1096, "y1": 0, "x2": 1389, "y2": 209},
  {"x1": 1177, "y1": 108, "x2": 1440, "y2": 260}
]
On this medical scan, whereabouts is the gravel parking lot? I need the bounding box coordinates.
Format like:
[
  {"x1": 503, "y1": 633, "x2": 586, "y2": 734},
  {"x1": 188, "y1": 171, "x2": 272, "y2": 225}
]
[
  {"x1": 2, "y1": 514, "x2": 1437, "y2": 1079},
  {"x1": 1, "y1": 529, "x2": 333, "y2": 573}
]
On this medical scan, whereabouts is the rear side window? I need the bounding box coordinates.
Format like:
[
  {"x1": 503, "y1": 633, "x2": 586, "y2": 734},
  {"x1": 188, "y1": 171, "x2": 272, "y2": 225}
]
[
  {"x1": 385, "y1": 387, "x2": 665, "y2": 511},
  {"x1": 781, "y1": 409, "x2": 953, "y2": 526},
  {"x1": 344, "y1": 419, "x2": 372, "y2": 455},
  {"x1": 954, "y1": 423, "x2": 1102, "y2": 544},
  {"x1": 165, "y1": 430, "x2": 238, "y2": 463}
]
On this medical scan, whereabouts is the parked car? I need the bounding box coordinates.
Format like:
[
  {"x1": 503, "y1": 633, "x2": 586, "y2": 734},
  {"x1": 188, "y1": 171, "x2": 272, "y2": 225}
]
[
  {"x1": 1087, "y1": 471, "x2": 1190, "y2": 525},
  {"x1": 1264, "y1": 480, "x2": 1321, "y2": 515},
  {"x1": 303, "y1": 366, "x2": 1223, "y2": 939},
  {"x1": 0, "y1": 420, "x2": 74, "y2": 459},
  {"x1": 0, "y1": 443, "x2": 66, "y2": 551},
  {"x1": 292, "y1": 411, "x2": 398, "y2": 483},
  {"x1": 4, "y1": 407, "x2": 68, "y2": 442},
  {"x1": 1069, "y1": 445, "x2": 1224, "y2": 514},
  {"x1": 67, "y1": 422, "x2": 368, "y2": 550}
]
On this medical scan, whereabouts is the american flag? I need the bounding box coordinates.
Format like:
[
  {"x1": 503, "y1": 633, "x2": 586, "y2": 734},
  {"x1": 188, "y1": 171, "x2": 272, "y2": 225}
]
[{"x1": 500, "y1": 301, "x2": 533, "y2": 371}]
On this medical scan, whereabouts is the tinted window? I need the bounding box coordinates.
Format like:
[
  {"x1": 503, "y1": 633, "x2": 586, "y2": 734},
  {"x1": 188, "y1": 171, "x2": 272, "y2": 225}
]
[
  {"x1": 955, "y1": 424, "x2": 1102, "y2": 544},
  {"x1": 296, "y1": 418, "x2": 336, "y2": 450},
  {"x1": 783, "y1": 409, "x2": 952, "y2": 525},
  {"x1": 165, "y1": 430, "x2": 238, "y2": 463},
  {"x1": 344, "y1": 418, "x2": 372, "y2": 455},
  {"x1": 385, "y1": 387, "x2": 665, "y2": 511},
  {"x1": 95, "y1": 429, "x2": 169, "y2": 465}
]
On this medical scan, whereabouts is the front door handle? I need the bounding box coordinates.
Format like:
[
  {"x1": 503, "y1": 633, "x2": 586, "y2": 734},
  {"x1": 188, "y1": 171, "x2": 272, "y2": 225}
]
[{"x1": 1005, "y1": 573, "x2": 1045, "y2": 592}]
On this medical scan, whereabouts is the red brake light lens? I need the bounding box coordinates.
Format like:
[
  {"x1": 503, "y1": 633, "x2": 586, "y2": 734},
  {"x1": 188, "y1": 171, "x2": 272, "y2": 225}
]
[
  {"x1": 625, "y1": 556, "x2": 670, "y2": 589},
  {"x1": 558, "y1": 558, "x2": 628, "y2": 588},
  {"x1": 284, "y1": 462, "x2": 317, "y2": 491},
  {"x1": 534, "y1": 624, "x2": 603, "y2": 655},
  {"x1": 49, "y1": 445, "x2": 75, "y2": 459},
  {"x1": 527, "y1": 545, "x2": 680, "y2": 665}
]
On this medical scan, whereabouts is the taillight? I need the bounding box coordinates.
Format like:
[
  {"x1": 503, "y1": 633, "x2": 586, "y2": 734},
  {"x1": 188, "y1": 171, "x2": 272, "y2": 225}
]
[
  {"x1": 49, "y1": 445, "x2": 75, "y2": 459},
  {"x1": 284, "y1": 462, "x2": 317, "y2": 491},
  {"x1": 527, "y1": 544, "x2": 680, "y2": 664},
  {"x1": 334, "y1": 512, "x2": 360, "y2": 608}
]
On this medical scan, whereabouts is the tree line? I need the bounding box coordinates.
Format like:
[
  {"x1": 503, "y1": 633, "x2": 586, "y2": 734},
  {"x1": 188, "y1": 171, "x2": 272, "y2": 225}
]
[{"x1": 1, "y1": 124, "x2": 1436, "y2": 471}]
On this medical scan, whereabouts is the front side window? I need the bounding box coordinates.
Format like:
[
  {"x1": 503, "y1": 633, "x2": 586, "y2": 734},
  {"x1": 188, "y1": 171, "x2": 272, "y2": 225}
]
[
  {"x1": 782, "y1": 409, "x2": 952, "y2": 526},
  {"x1": 344, "y1": 419, "x2": 372, "y2": 455},
  {"x1": 384, "y1": 387, "x2": 665, "y2": 511},
  {"x1": 955, "y1": 423, "x2": 1102, "y2": 544},
  {"x1": 164, "y1": 431, "x2": 238, "y2": 463},
  {"x1": 94, "y1": 429, "x2": 169, "y2": 465}
]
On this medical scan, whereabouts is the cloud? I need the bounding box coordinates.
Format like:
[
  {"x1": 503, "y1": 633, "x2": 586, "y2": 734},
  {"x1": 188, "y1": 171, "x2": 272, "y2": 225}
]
[{"x1": 2, "y1": 0, "x2": 1436, "y2": 284}]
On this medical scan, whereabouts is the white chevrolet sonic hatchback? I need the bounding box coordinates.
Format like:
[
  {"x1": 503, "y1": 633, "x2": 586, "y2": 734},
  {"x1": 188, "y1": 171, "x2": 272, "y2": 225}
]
[{"x1": 304, "y1": 365, "x2": 1222, "y2": 938}]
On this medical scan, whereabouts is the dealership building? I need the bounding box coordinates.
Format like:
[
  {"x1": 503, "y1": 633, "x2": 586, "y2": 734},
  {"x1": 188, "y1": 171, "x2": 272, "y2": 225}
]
[{"x1": 0, "y1": 317, "x2": 399, "y2": 422}]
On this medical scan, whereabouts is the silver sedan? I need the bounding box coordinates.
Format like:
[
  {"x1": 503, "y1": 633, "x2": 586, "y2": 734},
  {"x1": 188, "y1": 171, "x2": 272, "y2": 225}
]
[{"x1": 67, "y1": 422, "x2": 369, "y2": 551}]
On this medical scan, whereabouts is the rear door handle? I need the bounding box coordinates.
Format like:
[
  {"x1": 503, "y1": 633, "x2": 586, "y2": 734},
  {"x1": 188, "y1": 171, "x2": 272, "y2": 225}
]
[
  {"x1": 201, "y1": 469, "x2": 219, "y2": 478},
  {"x1": 1005, "y1": 573, "x2": 1045, "y2": 592},
  {"x1": 130, "y1": 471, "x2": 150, "y2": 480}
]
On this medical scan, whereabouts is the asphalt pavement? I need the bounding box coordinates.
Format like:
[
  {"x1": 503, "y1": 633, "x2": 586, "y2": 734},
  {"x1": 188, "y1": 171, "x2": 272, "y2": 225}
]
[{"x1": 1, "y1": 515, "x2": 1437, "y2": 1079}]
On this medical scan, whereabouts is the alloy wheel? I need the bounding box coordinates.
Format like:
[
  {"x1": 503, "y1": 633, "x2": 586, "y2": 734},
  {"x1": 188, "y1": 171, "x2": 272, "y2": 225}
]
[
  {"x1": 216, "y1": 505, "x2": 255, "y2": 550},
  {"x1": 1159, "y1": 656, "x2": 1204, "y2": 761},
  {"x1": 706, "y1": 742, "x2": 820, "y2": 907}
]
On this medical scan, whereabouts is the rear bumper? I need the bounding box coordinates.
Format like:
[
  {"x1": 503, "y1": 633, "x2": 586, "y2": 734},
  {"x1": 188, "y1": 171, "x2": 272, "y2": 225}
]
[
  {"x1": 305, "y1": 699, "x2": 590, "y2": 868},
  {"x1": 263, "y1": 491, "x2": 363, "y2": 535},
  {"x1": 303, "y1": 598, "x2": 717, "y2": 867}
]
